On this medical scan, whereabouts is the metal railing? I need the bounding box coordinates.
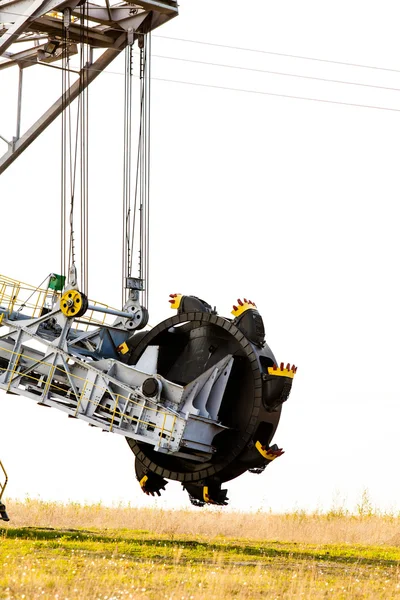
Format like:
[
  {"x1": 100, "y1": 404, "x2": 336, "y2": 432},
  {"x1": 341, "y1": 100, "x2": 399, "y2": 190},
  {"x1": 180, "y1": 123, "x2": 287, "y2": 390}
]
[
  {"x1": 0, "y1": 275, "x2": 116, "y2": 329},
  {"x1": 0, "y1": 343, "x2": 176, "y2": 443}
]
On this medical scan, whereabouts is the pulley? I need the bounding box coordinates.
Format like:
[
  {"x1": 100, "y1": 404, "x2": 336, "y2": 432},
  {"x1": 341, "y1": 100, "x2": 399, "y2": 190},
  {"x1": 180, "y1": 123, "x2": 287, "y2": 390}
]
[{"x1": 60, "y1": 290, "x2": 88, "y2": 318}]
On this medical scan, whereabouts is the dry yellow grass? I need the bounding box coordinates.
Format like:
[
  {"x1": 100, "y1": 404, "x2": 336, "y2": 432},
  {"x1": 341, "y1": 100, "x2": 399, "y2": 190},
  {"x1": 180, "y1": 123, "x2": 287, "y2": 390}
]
[{"x1": 6, "y1": 498, "x2": 400, "y2": 546}]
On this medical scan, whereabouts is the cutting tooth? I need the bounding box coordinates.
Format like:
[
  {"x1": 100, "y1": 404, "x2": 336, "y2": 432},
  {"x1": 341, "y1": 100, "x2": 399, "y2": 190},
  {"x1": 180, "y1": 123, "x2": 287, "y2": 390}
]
[
  {"x1": 238, "y1": 299, "x2": 243, "y2": 306},
  {"x1": 273, "y1": 363, "x2": 277, "y2": 370},
  {"x1": 233, "y1": 305, "x2": 238, "y2": 311},
  {"x1": 244, "y1": 298, "x2": 248, "y2": 303},
  {"x1": 286, "y1": 363, "x2": 290, "y2": 370},
  {"x1": 280, "y1": 362, "x2": 284, "y2": 371}
]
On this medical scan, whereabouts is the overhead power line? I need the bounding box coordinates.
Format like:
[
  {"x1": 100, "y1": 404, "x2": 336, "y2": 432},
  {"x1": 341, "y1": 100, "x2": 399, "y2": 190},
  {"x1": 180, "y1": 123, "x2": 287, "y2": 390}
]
[
  {"x1": 154, "y1": 35, "x2": 400, "y2": 75},
  {"x1": 150, "y1": 53, "x2": 400, "y2": 94},
  {"x1": 150, "y1": 75, "x2": 400, "y2": 114}
]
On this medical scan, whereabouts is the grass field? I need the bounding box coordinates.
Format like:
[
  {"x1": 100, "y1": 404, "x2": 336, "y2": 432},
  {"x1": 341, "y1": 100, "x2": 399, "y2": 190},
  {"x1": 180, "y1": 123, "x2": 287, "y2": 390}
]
[{"x1": 2, "y1": 500, "x2": 400, "y2": 599}]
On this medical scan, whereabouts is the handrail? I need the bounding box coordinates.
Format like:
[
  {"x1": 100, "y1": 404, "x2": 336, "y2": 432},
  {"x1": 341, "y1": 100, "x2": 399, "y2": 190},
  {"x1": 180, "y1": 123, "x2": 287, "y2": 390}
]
[
  {"x1": 0, "y1": 274, "x2": 116, "y2": 329},
  {"x1": 0, "y1": 344, "x2": 175, "y2": 441}
]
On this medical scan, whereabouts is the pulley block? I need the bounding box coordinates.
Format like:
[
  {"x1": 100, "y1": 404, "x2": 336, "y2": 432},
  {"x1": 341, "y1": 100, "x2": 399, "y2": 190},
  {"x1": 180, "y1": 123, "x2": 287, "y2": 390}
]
[{"x1": 60, "y1": 290, "x2": 88, "y2": 318}]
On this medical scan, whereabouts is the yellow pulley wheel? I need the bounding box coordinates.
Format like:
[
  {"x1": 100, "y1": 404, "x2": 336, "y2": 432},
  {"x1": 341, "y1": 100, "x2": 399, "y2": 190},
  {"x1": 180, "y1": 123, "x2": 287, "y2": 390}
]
[{"x1": 60, "y1": 290, "x2": 88, "y2": 318}]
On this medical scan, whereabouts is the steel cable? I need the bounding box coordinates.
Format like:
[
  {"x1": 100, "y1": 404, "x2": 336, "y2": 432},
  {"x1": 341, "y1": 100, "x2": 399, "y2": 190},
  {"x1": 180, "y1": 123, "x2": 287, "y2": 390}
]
[{"x1": 122, "y1": 44, "x2": 133, "y2": 305}]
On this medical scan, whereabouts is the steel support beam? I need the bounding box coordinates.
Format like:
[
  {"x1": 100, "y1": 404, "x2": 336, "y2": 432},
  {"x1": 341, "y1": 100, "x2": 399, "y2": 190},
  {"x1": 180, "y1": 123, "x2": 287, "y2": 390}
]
[
  {"x1": 0, "y1": 0, "x2": 73, "y2": 55},
  {"x1": 29, "y1": 16, "x2": 120, "y2": 47},
  {"x1": 127, "y1": 1, "x2": 178, "y2": 14},
  {"x1": 15, "y1": 66, "x2": 22, "y2": 140},
  {"x1": 0, "y1": 44, "x2": 46, "y2": 71}
]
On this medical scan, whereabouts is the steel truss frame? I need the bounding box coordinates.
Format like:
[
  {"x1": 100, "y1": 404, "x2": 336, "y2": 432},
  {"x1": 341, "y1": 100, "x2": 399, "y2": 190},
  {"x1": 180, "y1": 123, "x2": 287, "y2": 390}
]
[
  {"x1": 0, "y1": 295, "x2": 231, "y2": 459},
  {"x1": 0, "y1": 0, "x2": 178, "y2": 174}
]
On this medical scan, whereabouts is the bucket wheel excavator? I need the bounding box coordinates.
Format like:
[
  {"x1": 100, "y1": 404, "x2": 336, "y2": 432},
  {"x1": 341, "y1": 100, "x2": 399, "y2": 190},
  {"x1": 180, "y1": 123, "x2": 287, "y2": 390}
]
[{"x1": 0, "y1": 1, "x2": 296, "y2": 518}]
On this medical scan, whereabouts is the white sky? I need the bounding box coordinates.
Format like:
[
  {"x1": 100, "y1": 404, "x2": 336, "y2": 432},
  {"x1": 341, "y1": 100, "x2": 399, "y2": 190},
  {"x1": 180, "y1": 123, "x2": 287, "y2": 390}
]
[{"x1": 1, "y1": 0, "x2": 400, "y2": 513}]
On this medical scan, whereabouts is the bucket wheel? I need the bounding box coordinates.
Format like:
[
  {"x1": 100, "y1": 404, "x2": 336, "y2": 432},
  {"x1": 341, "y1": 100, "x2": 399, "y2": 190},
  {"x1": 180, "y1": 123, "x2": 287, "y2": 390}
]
[{"x1": 124, "y1": 295, "x2": 295, "y2": 506}]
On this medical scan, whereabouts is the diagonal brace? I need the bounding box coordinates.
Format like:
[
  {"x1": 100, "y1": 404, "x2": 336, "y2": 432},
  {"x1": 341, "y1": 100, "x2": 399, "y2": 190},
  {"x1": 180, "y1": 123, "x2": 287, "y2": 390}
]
[{"x1": 0, "y1": 36, "x2": 127, "y2": 174}]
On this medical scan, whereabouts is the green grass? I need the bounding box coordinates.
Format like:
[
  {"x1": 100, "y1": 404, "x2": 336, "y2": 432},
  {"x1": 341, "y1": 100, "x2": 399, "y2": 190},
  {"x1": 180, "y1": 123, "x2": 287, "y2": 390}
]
[{"x1": 1, "y1": 526, "x2": 400, "y2": 599}]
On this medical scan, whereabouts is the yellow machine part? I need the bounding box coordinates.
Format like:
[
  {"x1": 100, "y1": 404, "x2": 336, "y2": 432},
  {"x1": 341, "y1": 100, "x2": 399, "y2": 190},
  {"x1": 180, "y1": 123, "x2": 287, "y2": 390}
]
[
  {"x1": 267, "y1": 364, "x2": 296, "y2": 379},
  {"x1": 60, "y1": 290, "x2": 85, "y2": 318},
  {"x1": 118, "y1": 342, "x2": 129, "y2": 355},
  {"x1": 169, "y1": 293, "x2": 183, "y2": 310},
  {"x1": 203, "y1": 486, "x2": 214, "y2": 504},
  {"x1": 255, "y1": 441, "x2": 282, "y2": 461},
  {"x1": 140, "y1": 475, "x2": 149, "y2": 488}
]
